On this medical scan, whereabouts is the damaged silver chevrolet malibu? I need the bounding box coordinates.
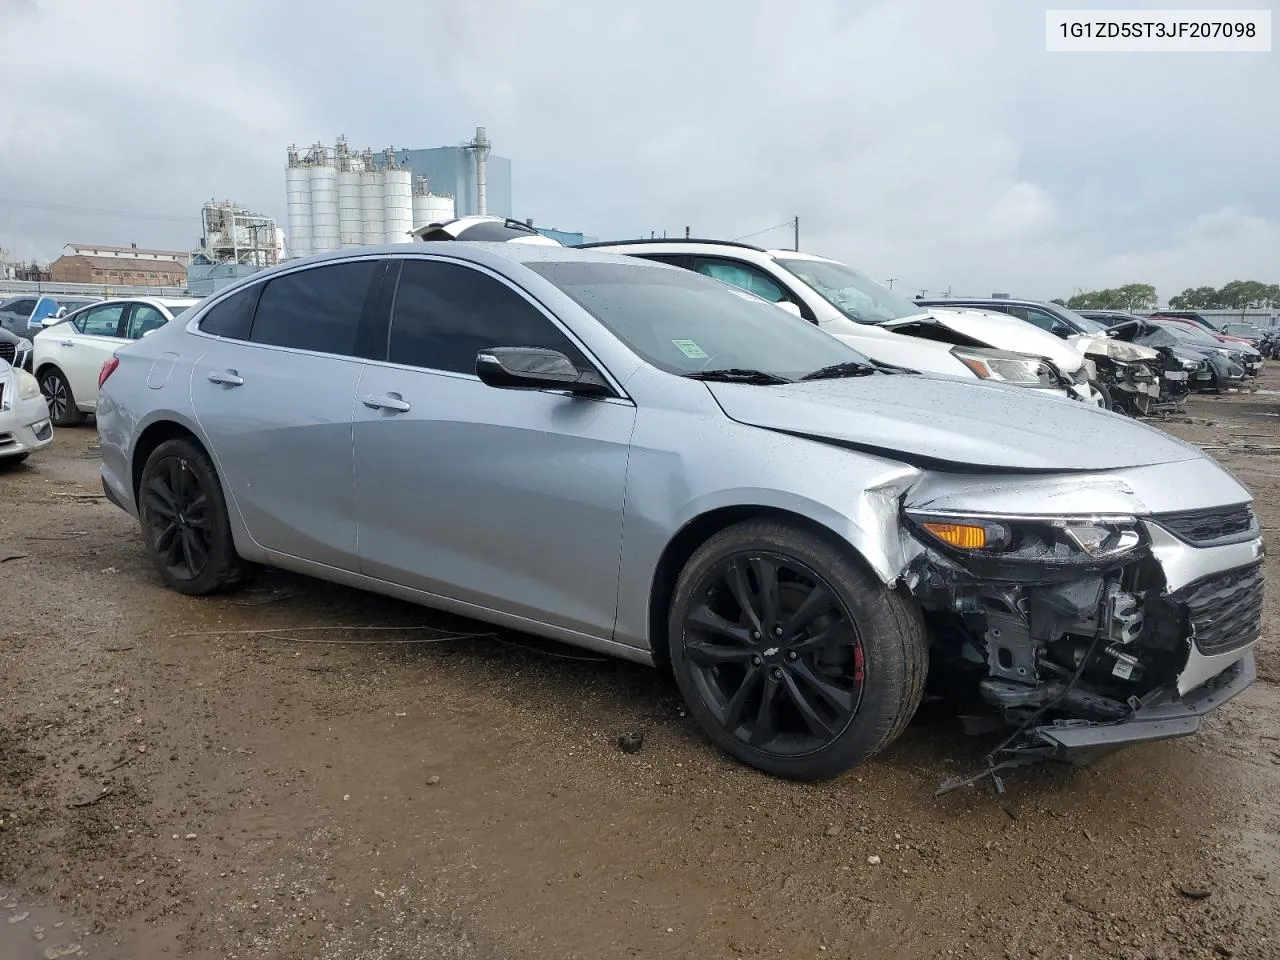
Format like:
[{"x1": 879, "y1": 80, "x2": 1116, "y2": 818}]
[{"x1": 96, "y1": 245, "x2": 1262, "y2": 782}]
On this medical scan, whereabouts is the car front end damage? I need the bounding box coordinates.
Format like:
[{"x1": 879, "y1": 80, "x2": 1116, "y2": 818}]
[
  {"x1": 888, "y1": 460, "x2": 1263, "y2": 786},
  {"x1": 1072, "y1": 337, "x2": 1163, "y2": 415}
]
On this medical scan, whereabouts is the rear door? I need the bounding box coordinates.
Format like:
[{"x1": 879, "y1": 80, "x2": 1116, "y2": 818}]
[
  {"x1": 352, "y1": 256, "x2": 636, "y2": 638},
  {"x1": 189, "y1": 258, "x2": 384, "y2": 570}
]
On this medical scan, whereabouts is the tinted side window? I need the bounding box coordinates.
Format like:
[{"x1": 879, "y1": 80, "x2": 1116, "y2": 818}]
[
  {"x1": 634, "y1": 254, "x2": 688, "y2": 267},
  {"x1": 75, "y1": 304, "x2": 127, "y2": 336},
  {"x1": 388, "y1": 259, "x2": 587, "y2": 374},
  {"x1": 199, "y1": 285, "x2": 259, "y2": 339},
  {"x1": 1025, "y1": 308, "x2": 1072, "y2": 335},
  {"x1": 250, "y1": 261, "x2": 378, "y2": 356},
  {"x1": 11, "y1": 299, "x2": 38, "y2": 316}
]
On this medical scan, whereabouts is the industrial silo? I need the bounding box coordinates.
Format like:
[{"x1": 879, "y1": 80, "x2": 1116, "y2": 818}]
[
  {"x1": 382, "y1": 149, "x2": 413, "y2": 244},
  {"x1": 309, "y1": 144, "x2": 340, "y2": 253},
  {"x1": 411, "y1": 177, "x2": 456, "y2": 230},
  {"x1": 285, "y1": 146, "x2": 312, "y2": 259},
  {"x1": 361, "y1": 149, "x2": 384, "y2": 246},
  {"x1": 336, "y1": 141, "x2": 364, "y2": 248}
]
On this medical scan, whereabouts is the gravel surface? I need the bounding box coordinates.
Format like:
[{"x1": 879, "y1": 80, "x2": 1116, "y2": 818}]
[{"x1": 1, "y1": 379, "x2": 1278, "y2": 960}]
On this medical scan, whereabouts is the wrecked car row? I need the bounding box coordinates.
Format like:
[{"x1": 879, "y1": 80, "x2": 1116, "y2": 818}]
[{"x1": 95, "y1": 237, "x2": 1264, "y2": 786}]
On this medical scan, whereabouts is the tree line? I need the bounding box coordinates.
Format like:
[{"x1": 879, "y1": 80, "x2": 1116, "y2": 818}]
[{"x1": 1048, "y1": 280, "x2": 1280, "y2": 312}]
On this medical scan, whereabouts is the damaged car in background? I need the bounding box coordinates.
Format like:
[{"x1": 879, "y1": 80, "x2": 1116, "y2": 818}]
[
  {"x1": 578, "y1": 239, "x2": 1104, "y2": 407},
  {"x1": 97, "y1": 244, "x2": 1262, "y2": 785},
  {"x1": 1079, "y1": 311, "x2": 1245, "y2": 395},
  {"x1": 1150, "y1": 315, "x2": 1264, "y2": 391},
  {"x1": 916, "y1": 296, "x2": 1186, "y2": 416}
]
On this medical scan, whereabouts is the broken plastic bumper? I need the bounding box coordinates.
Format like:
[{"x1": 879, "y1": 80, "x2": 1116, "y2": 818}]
[{"x1": 1030, "y1": 649, "x2": 1255, "y2": 757}]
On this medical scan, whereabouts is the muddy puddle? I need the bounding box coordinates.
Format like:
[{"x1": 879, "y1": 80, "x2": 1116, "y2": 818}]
[{"x1": 0, "y1": 889, "x2": 107, "y2": 960}]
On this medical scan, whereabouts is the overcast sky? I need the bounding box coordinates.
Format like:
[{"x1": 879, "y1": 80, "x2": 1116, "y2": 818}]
[{"x1": 1, "y1": 0, "x2": 1275, "y2": 301}]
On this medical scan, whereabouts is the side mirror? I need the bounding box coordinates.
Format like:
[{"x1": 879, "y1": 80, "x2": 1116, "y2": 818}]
[
  {"x1": 775, "y1": 301, "x2": 803, "y2": 318},
  {"x1": 475, "y1": 346, "x2": 611, "y2": 396}
]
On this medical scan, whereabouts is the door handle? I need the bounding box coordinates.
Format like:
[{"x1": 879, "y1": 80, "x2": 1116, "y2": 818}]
[
  {"x1": 59, "y1": 339, "x2": 74, "y2": 347},
  {"x1": 362, "y1": 393, "x2": 411, "y2": 413},
  {"x1": 207, "y1": 371, "x2": 244, "y2": 386}
]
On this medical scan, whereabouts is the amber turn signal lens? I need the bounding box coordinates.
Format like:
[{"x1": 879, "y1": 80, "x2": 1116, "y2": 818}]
[{"x1": 921, "y1": 521, "x2": 988, "y2": 550}]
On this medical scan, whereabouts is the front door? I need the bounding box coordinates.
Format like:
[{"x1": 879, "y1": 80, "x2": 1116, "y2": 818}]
[
  {"x1": 188, "y1": 259, "x2": 382, "y2": 571},
  {"x1": 353, "y1": 257, "x2": 636, "y2": 639}
]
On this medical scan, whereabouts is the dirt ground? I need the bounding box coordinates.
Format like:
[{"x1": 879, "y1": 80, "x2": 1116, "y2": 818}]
[{"x1": 2, "y1": 377, "x2": 1279, "y2": 960}]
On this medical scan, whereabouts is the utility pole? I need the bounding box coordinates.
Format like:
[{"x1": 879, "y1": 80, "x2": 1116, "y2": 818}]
[
  {"x1": 793, "y1": 216, "x2": 799, "y2": 252},
  {"x1": 886, "y1": 277, "x2": 898, "y2": 290},
  {"x1": 685, "y1": 225, "x2": 690, "y2": 239}
]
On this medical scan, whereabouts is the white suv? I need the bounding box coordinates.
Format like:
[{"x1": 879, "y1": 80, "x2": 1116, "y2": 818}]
[{"x1": 585, "y1": 240, "x2": 1102, "y2": 406}]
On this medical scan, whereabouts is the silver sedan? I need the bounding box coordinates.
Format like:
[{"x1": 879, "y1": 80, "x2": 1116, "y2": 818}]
[{"x1": 96, "y1": 244, "x2": 1262, "y2": 781}]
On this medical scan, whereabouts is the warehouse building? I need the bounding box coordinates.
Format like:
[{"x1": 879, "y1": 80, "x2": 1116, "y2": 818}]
[{"x1": 50, "y1": 243, "x2": 187, "y2": 286}]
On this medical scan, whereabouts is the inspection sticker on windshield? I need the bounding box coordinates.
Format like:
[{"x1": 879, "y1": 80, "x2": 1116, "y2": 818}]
[{"x1": 671, "y1": 339, "x2": 709, "y2": 359}]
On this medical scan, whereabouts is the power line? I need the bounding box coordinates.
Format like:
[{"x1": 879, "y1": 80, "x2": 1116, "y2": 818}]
[
  {"x1": 0, "y1": 196, "x2": 195, "y2": 223},
  {"x1": 732, "y1": 219, "x2": 796, "y2": 242}
]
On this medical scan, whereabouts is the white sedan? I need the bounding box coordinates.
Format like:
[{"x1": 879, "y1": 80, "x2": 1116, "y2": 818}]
[
  {"x1": 33, "y1": 297, "x2": 199, "y2": 426},
  {"x1": 0, "y1": 360, "x2": 53, "y2": 468}
]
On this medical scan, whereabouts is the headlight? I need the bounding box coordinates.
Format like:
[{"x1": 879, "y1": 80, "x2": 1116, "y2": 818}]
[
  {"x1": 1178, "y1": 357, "x2": 1199, "y2": 371},
  {"x1": 16, "y1": 369, "x2": 41, "y2": 400},
  {"x1": 950, "y1": 347, "x2": 1056, "y2": 387},
  {"x1": 1083, "y1": 338, "x2": 1158, "y2": 362},
  {"x1": 906, "y1": 510, "x2": 1144, "y2": 568}
]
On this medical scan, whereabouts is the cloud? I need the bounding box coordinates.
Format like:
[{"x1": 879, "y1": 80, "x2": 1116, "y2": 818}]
[{"x1": 1, "y1": 0, "x2": 1276, "y2": 303}]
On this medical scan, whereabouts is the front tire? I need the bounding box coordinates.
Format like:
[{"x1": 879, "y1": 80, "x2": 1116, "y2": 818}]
[
  {"x1": 668, "y1": 519, "x2": 927, "y2": 781},
  {"x1": 39, "y1": 367, "x2": 83, "y2": 427},
  {"x1": 0, "y1": 454, "x2": 29, "y2": 471},
  {"x1": 138, "y1": 438, "x2": 246, "y2": 595}
]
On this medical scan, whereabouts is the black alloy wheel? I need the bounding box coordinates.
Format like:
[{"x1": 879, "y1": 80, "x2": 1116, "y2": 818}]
[
  {"x1": 682, "y1": 552, "x2": 864, "y2": 756},
  {"x1": 669, "y1": 520, "x2": 927, "y2": 781},
  {"x1": 138, "y1": 438, "x2": 246, "y2": 595},
  {"x1": 144, "y1": 454, "x2": 213, "y2": 582}
]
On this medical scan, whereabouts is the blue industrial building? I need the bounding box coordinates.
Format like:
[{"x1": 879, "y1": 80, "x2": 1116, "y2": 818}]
[{"x1": 392, "y1": 146, "x2": 513, "y2": 220}]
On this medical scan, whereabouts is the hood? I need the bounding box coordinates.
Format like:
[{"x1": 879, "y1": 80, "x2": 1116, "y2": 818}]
[
  {"x1": 704, "y1": 374, "x2": 1202, "y2": 472},
  {"x1": 903, "y1": 308, "x2": 1086, "y2": 373}
]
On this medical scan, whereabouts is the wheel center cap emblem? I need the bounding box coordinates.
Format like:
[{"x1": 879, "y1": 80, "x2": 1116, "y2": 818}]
[{"x1": 762, "y1": 646, "x2": 779, "y2": 658}]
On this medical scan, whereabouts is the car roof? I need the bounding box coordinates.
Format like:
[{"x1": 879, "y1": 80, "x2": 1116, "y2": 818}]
[
  {"x1": 281, "y1": 241, "x2": 656, "y2": 270},
  {"x1": 575, "y1": 239, "x2": 845, "y2": 267}
]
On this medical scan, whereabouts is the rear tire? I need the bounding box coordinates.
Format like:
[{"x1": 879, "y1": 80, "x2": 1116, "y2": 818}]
[
  {"x1": 0, "y1": 454, "x2": 29, "y2": 471},
  {"x1": 668, "y1": 519, "x2": 927, "y2": 781},
  {"x1": 138, "y1": 438, "x2": 246, "y2": 595},
  {"x1": 39, "y1": 367, "x2": 83, "y2": 427}
]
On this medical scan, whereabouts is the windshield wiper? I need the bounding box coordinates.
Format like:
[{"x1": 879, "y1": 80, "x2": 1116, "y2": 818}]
[
  {"x1": 799, "y1": 361, "x2": 879, "y2": 381},
  {"x1": 683, "y1": 368, "x2": 792, "y2": 385}
]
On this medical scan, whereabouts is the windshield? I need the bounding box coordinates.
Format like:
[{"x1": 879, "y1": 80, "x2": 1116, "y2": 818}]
[
  {"x1": 527, "y1": 259, "x2": 876, "y2": 380},
  {"x1": 1154, "y1": 320, "x2": 1222, "y2": 346},
  {"x1": 773, "y1": 257, "x2": 922, "y2": 325}
]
